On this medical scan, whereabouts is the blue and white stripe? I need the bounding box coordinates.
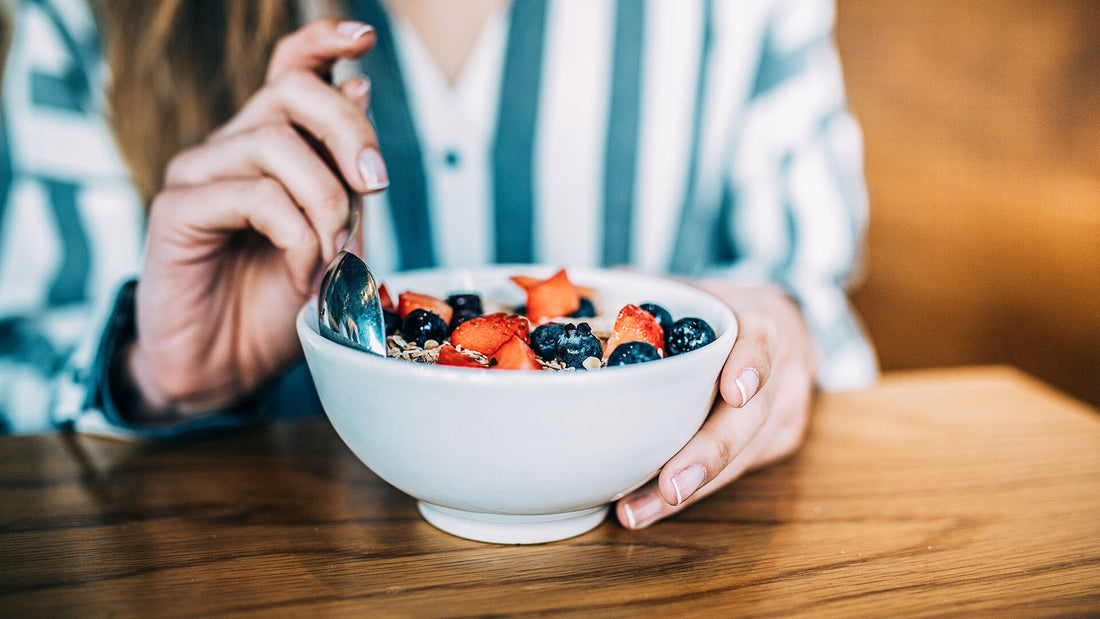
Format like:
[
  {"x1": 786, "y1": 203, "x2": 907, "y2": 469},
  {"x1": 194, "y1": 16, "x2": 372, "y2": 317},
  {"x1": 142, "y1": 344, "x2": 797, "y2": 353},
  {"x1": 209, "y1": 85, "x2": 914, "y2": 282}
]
[
  {"x1": 1, "y1": 0, "x2": 144, "y2": 434},
  {"x1": 351, "y1": 0, "x2": 877, "y2": 387},
  {"x1": 1, "y1": 0, "x2": 876, "y2": 436}
]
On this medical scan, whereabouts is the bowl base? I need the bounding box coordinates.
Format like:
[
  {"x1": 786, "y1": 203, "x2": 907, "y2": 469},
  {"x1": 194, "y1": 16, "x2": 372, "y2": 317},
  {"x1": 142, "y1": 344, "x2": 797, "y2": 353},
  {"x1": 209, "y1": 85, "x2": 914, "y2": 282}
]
[{"x1": 417, "y1": 502, "x2": 610, "y2": 544}]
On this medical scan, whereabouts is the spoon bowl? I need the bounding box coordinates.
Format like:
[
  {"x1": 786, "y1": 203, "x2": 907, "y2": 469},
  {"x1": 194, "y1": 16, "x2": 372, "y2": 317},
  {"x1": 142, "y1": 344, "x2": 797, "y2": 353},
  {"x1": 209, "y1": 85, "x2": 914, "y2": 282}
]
[{"x1": 317, "y1": 200, "x2": 387, "y2": 356}]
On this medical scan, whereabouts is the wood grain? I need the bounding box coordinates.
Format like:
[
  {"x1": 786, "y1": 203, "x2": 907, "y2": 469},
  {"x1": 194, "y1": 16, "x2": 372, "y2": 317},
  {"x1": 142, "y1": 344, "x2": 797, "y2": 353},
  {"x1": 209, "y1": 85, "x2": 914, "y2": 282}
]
[
  {"x1": 834, "y1": 1, "x2": 1100, "y2": 407},
  {"x1": 1, "y1": 367, "x2": 1098, "y2": 616}
]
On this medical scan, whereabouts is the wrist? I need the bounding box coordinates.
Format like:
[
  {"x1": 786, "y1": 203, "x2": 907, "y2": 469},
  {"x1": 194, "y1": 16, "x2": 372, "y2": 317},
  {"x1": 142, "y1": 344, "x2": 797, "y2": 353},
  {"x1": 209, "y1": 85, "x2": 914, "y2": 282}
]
[
  {"x1": 110, "y1": 340, "x2": 176, "y2": 423},
  {"x1": 119, "y1": 341, "x2": 243, "y2": 423}
]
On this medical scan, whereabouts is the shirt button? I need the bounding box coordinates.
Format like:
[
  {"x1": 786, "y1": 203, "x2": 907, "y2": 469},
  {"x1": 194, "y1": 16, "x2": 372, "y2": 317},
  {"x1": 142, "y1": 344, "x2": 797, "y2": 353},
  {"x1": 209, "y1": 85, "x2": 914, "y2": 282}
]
[{"x1": 443, "y1": 149, "x2": 461, "y2": 168}]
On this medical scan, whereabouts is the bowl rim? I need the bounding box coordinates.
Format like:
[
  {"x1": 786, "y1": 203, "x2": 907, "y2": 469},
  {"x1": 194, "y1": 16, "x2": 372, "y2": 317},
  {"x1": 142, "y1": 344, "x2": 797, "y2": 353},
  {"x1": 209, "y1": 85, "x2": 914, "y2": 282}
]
[{"x1": 297, "y1": 265, "x2": 737, "y2": 386}]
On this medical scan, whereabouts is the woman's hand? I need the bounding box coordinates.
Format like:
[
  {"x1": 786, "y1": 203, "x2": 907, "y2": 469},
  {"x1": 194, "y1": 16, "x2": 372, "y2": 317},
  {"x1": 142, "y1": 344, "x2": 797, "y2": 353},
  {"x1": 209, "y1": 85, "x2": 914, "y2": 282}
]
[
  {"x1": 126, "y1": 19, "x2": 386, "y2": 418},
  {"x1": 614, "y1": 282, "x2": 819, "y2": 529}
]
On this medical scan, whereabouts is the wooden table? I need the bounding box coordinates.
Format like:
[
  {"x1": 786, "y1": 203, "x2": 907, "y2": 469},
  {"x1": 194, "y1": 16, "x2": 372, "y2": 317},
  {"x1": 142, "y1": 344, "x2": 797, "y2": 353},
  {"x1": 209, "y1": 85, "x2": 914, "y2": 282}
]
[{"x1": 2, "y1": 366, "x2": 1098, "y2": 616}]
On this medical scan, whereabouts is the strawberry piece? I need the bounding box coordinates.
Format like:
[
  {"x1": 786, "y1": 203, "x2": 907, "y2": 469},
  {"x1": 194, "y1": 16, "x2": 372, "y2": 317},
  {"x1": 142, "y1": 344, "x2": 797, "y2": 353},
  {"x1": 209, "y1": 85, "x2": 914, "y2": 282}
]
[
  {"x1": 489, "y1": 336, "x2": 543, "y2": 371},
  {"x1": 377, "y1": 283, "x2": 395, "y2": 311},
  {"x1": 511, "y1": 274, "x2": 595, "y2": 300},
  {"x1": 509, "y1": 275, "x2": 541, "y2": 290},
  {"x1": 524, "y1": 269, "x2": 581, "y2": 324},
  {"x1": 604, "y1": 304, "x2": 665, "y2": 359},
  {"x1": 450, "y1": 312, "x2": 530, "y2": 356},
  {"x1": 397, "y1": 291, "x2": 453, "y2": 324},
  {"x1": 436, "y1": 344, "x2": 485, "y2": 368}
]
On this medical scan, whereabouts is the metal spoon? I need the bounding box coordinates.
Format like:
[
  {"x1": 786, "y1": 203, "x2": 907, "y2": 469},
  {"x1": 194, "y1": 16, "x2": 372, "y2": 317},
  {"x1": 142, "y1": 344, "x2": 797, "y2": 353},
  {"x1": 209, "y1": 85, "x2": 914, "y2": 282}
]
[{"x1": 318, "y1": 196, "x2": 387, "y2": 356}]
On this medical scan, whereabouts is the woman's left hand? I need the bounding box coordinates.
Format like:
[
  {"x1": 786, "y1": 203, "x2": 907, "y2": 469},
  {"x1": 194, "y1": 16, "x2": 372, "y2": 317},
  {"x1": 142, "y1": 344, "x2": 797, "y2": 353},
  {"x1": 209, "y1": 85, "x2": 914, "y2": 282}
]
[{"x1": 614, "y1": 281, "x2": 819, "y2": 529}]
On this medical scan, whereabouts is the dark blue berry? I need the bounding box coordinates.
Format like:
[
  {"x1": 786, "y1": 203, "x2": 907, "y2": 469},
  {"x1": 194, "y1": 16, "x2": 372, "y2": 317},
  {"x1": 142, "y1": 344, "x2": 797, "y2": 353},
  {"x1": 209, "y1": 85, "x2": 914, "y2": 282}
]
[
  {"x1": 446, "y1": 293, "x2": 482, "y2": 315},
  {"x1": 665, "y1": 317, "x2": 716, "y2": 356},
  {"x1": 401, "y1": 309, "x2": 448, "y2": 346},
  {"x1": 607, "y1": 341, "x2": 661, "y2": 366},
  {"x1": 530, "y1": 323, "x2": 566, "y2": 360},
  {"x1": 556, "y1": 322, "x2": 603, "y2": 369},
  {"x1": 449, "y1": 309, "x2": 479, "y2": 332},
  {"x1": 639, "y1": 302, "x2": 673, "y2": 335},
  {"x1": 383, "y1": 309, "x2": 402, "y2": 336},
  {"x1": 569, "y1": 297, "x2": 597, "y2": 318}
]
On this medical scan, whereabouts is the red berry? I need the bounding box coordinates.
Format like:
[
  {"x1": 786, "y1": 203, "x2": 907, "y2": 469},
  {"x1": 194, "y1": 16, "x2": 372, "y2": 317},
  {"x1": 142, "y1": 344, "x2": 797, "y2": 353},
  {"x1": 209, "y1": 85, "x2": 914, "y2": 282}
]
[
  {"x1": 604, "y1": 304, "x2": 664, "y2": 359},
  {"x1": 436, "y1": 344, "x2": 485, "y2": 368},
  {"x1": 450, "y1": 312, "x2": 530, "y2": 356},
  {"x1": 489, "y1": 336, "x2": 543, "y2": 370},
  {"x1": 523, "y1": 269, "x2": 581, "y2": 324},
  {"x1": 377, "y1": 283, "x2": 395, "y2": 311},
  {"x1": 397, "y1": 291, "x2": 453, "y2": 325}
]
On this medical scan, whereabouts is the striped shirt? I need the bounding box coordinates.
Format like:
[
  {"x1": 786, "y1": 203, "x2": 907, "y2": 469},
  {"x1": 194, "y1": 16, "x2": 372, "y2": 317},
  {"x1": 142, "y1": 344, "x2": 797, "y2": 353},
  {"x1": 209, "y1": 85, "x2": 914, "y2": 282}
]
[{"x1": 0, "y1": 0, "x2": 877, "y2": 437}]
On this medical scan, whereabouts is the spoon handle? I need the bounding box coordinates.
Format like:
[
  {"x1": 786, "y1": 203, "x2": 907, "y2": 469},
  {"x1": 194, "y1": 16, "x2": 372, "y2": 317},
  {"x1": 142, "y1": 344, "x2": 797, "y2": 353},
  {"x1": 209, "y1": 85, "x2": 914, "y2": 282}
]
[{"x1": 340, "y1": 192, "x2": 362, "y2": 255}]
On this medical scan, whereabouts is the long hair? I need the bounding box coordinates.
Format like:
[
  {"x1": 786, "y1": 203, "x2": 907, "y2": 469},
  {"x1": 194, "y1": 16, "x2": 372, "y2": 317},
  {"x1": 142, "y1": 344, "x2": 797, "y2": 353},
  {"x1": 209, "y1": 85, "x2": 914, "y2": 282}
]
[
  {"x1": 1, "y1": 1, "x2": 12, "y2": 89},
  {"x1": 92, "y1": 1, "x2": 299, "y2": 204}
]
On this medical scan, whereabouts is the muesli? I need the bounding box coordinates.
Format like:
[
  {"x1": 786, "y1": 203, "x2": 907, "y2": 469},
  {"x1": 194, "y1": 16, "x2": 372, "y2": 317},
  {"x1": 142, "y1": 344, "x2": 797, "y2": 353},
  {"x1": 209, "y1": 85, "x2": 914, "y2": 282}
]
[{"x1": 379, "y1": 268, "x2": 717, "y2": 371}]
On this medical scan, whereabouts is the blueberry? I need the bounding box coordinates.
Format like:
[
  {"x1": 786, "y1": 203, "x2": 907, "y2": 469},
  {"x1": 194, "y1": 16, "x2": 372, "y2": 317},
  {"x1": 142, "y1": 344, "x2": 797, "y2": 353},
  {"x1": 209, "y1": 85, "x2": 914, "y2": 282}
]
[
  {"x1": 639, "y1": 302, "x2": 674, "y2": 335},
  {"x1": 383, "y1": 309, "x2": 402, "y2": 336},
  {"x1": 665, "y1": 317, "x2": 716, "y2": 356},
  {"x1": 556, "y1": 322, "x2": 603, "y2": 369},
  {"x1": 569, "y1": 297, "x2": 597, "y2": 318},
  {"x1": 449, "y1": 309, "x2": 479, "y2": 332},
  {"x1": 446, "y1": 293, "x2": 482, "y2": 315},
  {"x1": 607, "y1": 341, "x2": 661, "y2": 366},
  {"x1": 530, "y1": 323, "x2": 566, "y2": 360},
  {"x1": 401, "y1": 309, "x2": 448, "y2": 346}
]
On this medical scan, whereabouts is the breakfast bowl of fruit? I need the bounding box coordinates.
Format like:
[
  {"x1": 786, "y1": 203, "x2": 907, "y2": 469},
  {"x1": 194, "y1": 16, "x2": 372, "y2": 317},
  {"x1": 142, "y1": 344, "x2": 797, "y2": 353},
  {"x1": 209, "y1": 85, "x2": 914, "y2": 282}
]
[{"x1": 296, "y1": 265, "x2": 736, "y2": 544}]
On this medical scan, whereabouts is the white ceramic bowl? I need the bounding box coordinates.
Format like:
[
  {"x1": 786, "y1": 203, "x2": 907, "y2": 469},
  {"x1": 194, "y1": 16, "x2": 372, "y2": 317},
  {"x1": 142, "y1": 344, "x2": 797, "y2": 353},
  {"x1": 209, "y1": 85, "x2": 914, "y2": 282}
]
[{"x1": 296, "y1": 265, "x2": 736, "y2": 544}]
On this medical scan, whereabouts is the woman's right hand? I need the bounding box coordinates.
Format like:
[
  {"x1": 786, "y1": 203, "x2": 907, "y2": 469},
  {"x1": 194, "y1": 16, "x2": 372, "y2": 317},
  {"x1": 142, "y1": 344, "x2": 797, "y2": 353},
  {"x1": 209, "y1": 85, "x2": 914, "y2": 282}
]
[{"x1": 125, "y1": 19, "x2": 387, "y2": 418}]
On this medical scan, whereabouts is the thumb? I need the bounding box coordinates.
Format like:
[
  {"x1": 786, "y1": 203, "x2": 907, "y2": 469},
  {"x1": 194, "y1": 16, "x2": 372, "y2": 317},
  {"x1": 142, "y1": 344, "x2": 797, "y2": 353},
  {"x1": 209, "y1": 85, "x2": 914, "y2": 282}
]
[{"x1": 266, "y1": 18, "x2": 377, "y2": 84}]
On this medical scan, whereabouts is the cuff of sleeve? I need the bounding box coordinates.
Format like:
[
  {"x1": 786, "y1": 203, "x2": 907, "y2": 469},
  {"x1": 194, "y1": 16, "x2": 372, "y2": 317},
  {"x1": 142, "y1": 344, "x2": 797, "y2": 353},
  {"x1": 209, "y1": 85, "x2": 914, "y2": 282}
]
[
  {"x1": 58, "y1": 280, "x2": 274, "y2": 441},
  {"x1": 776, "y1": 276, "x2": 879, "y2": 392},
  {"x1": 697, "y1": 267, "x2": 879, "y2": 391}
]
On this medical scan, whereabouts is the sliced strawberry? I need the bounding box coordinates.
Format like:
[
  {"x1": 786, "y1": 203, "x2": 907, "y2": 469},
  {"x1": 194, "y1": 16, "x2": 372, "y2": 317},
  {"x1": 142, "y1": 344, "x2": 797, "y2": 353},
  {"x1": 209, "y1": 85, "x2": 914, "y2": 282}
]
[
  {"x1": 489, "y1": 336, "x2": 543, "y2": 371},
  {"x1": 510, "y1": 274, "x2": 595, "y2": 299},
  {"x1": 604, "y1": 304, "x2": 665, "y2": 359},
  {"x1": 377, "y1": 283, "x2": 395, "y2": 311},
  {"x1": 509, "y1": 275, "x2": 541, "y2": 291},
  {"x1": 450, "y1": 312, "x2": 530, "y2": 356},
  {"x1": 524, "y1": 269, "x2": 581, "y2": 324},
  {"x1": 436, "y1": 344, "x2": 485, "y2": 368},
  {"x1": 397, "y1": 291, "x2": 453, "y2": 324}
]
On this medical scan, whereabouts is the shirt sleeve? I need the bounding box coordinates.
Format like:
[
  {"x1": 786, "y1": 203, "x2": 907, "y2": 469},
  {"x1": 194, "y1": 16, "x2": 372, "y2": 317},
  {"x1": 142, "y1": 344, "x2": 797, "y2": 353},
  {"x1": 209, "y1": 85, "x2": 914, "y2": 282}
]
[
  {"x1": 1, "y1": 0, "x2": 123, "y2": 435},
  {"x1": 52, "y1": 280, "x2": 276, "y2": 441},
  {"x1": 708, "y1": 0, "x2": 878, "y2": 390},
  {"x1": 2, "y1": 0, "x2": 276, "y2": 437}
]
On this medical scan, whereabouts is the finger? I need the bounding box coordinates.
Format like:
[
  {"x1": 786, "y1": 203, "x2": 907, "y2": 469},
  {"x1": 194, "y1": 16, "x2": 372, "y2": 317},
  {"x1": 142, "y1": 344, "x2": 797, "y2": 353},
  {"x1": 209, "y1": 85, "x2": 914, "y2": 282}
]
[
  {"x1": 694, "y1": 281, "x2": 776, "y2": 408},
  {"x1": 615, "y1": 396, "x2": 770, "y2": 529},
  {"x1": 165, "y1": 124, "x2": 352, "y2": 263},
  {"x1": 216, "y1": 70, "x2": 388, "y2": 194},
  {"x1": 267, "y1": 18, "x2": 376, "y2": 83},
  {"x1": 152, "y1": 179, "x2": 321, "y2": 296},
  {"x1": 717, "y1": 319, "x2": 773, "y2": 408},
  {"x1": 339, "y1": 75, "x2": 371, "y2": 112}
]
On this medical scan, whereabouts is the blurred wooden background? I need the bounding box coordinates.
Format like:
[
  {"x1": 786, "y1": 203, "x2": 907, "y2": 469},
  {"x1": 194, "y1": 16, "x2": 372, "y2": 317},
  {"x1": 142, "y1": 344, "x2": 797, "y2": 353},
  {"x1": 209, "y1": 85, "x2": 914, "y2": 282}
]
[{"x1": 835, "y1": 1, "x2": 1100, "y2": 406}]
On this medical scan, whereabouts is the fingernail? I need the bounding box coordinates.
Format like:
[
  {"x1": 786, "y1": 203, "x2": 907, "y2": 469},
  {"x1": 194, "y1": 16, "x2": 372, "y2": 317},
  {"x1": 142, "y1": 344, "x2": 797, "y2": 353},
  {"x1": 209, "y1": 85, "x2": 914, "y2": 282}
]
[
  {"x1": 670, "y1": 464, "x2": 706, "y2": 505},
  {"x1": 734, "y1": 367, "x2": 760, "y2": 407},
  {"x1": 337, "y1": 21, "x2": 374, "y2": 40},
  {"x1": 358, "y1": 148, "x2": 389, "y2": 191},
  {"x1": 349, "y1": 75, "x2": 371, "y2": 99},
  {"x1": 621, "y1": 491, "x2": 662, "y2": 529}
]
